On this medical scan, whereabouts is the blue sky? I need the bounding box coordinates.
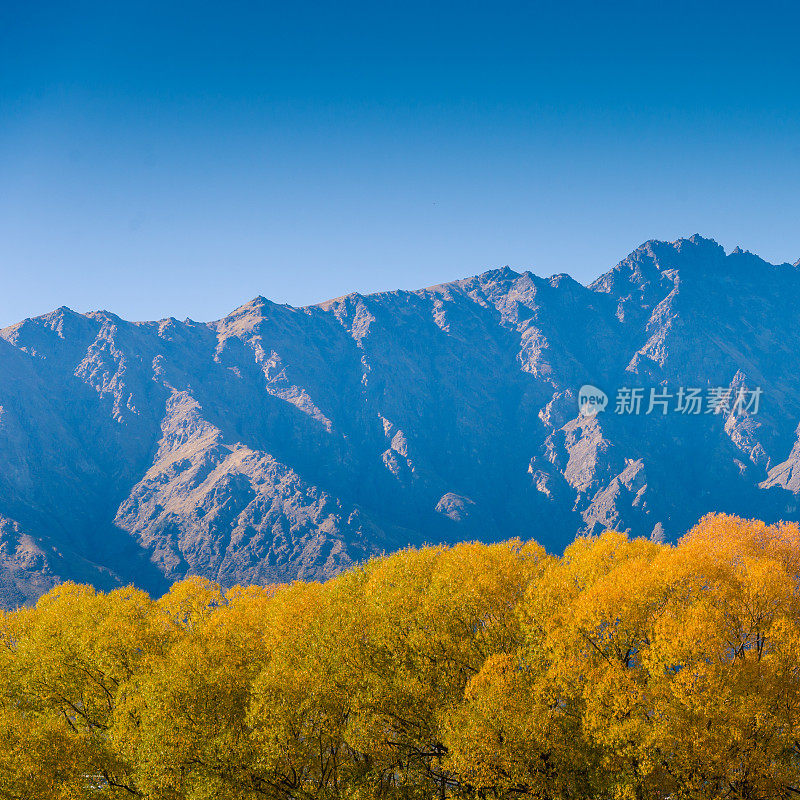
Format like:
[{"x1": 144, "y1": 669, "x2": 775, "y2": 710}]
[{"x1": 2, "y1": 0, "x2": 800, "y2": 326}]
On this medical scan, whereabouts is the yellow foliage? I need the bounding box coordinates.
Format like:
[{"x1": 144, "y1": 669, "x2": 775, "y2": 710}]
[{"x1": 1, "y1": 515, "x2": 799, "y2": 799}]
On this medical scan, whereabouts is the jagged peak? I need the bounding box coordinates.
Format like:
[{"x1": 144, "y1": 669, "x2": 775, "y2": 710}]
[
  {"x1": 684, "y1": 232, "x2": 723, "y2": 249},
  {"x1": 2, "y1": 305, "x2": 95, "y2": 339},
  {"x1": 8, "y1": 305, "x2": 81, "y2": 327},
  {"x1": 476, "y1": 265, "x2": 521, "y2": 282},
  {"x1": 51, "y1": 305, "x2": 79, "y2": 318},
  {"x1": 241, "y1": 295, "x2": 271, "y2": 312},
  {"x1": 422, "y1": 267, "x2": 530, "y2": 297},
  {"x1": 636, "y1": 234, "x2": 725, "y2": 261},
  {"x1": 548, "y1": 272, "x2": 584, "y2": 290},
  {"x1": 224, "y1": 294, "x2": 295, "y2": 320},
  {"x1": 725, "y1": 245, "x2": 800, "y2": 274},
  {"x1": 85, "y1": 309, "x2": 125, "y2": 324},
  {"x1": 315, "y1": 291, "x2": 370, "y2": 312},
  {"x1": 590, "y1": 234, "x2": 749, "y2": 295},
  {"x1": 156, "y1": 316, "x2": 184, "y2": 334}
]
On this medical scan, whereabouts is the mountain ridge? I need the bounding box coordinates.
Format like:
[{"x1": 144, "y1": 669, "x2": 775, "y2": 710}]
[
  {"x1": 7, "y1": 234, "x2": 794, "y2": 332},
  {"x1": 2, "y1": 234, "x2": 800, "y2": 607}
]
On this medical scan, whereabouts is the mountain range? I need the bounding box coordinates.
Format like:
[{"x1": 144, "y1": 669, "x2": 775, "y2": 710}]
[{"x1": 2, "y1": 234, "x2": 800, "y2": 607}]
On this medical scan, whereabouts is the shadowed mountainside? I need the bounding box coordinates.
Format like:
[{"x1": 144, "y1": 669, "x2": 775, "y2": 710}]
[{"x1": 2, "y1": 234, "x2": 800, "y2": 606}]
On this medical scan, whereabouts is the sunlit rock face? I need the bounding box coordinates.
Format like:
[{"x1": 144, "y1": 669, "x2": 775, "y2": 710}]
[{"x1": 2, "y1": 234, "x2": 800, "y2": 606}]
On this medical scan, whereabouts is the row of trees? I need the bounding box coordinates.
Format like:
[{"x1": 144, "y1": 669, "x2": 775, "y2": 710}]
[{"x1": 1, "y1": 513, "x2": 799, "y2": 799}]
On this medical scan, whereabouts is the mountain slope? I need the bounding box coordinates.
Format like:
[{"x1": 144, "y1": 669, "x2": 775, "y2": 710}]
[{"x1": 2, "y1": 234, "x2": 799, "y2": 606}]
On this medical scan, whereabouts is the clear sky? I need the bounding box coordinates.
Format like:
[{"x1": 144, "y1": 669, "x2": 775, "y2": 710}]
[{"x1": 2, "y1": 1, "x2": 800, "y2": 327}]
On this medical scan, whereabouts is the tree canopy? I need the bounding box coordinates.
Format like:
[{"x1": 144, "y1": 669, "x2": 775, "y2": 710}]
[{"x1": 1, "y1": 513, "x2": 799, "y2": 799}]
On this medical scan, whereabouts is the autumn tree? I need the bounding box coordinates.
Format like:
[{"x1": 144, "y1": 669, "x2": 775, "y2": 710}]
[{"x1": 1, "y1": 515, "x2": 799, "y2": 800}]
